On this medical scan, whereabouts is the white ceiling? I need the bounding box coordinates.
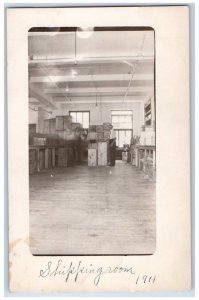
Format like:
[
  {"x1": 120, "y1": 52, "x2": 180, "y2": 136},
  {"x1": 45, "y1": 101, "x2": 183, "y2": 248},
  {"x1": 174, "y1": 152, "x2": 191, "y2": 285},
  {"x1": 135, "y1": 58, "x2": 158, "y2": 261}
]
[{"x1": 28, "y1": 28, "x2": 155, "y2": 109}]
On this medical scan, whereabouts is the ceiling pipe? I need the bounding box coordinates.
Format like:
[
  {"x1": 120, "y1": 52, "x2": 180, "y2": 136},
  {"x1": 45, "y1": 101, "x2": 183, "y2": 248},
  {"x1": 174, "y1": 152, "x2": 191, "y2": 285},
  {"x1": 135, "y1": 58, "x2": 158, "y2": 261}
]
[{"x1": 123, "y1": 33, "x2": 147, "y2": 103}]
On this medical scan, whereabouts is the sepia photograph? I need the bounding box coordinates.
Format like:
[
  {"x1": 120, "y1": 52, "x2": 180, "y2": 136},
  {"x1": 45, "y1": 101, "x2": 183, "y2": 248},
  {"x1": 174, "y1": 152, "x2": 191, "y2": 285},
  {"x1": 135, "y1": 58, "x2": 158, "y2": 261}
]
[
  {"x1": 28, "y1": 27, "x2": 156, "y2": 255},
  {"x1": 7, "y1": 5, "x2": 192, "y2": 292}
]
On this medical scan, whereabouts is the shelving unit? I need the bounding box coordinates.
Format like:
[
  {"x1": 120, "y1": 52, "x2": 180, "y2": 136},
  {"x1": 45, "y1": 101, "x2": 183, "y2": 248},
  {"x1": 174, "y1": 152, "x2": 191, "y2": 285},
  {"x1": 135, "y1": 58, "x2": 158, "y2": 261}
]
[
  {"x1": 144, "y1": 99, "x2": 152, "y2": 126},
  {"x1": 135, "y1": 145, "x2": 156, "y2": 181}
]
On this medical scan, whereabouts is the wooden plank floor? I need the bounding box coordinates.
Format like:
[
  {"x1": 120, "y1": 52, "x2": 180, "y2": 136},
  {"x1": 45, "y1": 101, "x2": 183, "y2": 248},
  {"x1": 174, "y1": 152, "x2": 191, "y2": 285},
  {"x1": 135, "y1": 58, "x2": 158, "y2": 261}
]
[{"x1": 29, "y1": 162, "x2": 156, "y2": 255}]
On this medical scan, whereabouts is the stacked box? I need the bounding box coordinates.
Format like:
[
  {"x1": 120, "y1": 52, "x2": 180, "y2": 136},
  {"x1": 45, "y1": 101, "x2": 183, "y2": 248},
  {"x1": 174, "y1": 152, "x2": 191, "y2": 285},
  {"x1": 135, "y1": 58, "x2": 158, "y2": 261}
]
[
  {"x1": 58, "y1": 130, "x2": 77, "y2": 141},
  {"x1": 56, "y1": 116, "x2": 72, "y2": 131},
  {"x1": 71, "y1": 123, "x2": 82, "y2": 130},
  {"x1": 96, "y1": 125, "x2": 104, "y2": 133},
  {"x1": 89, "y1": 125, "x2": 97, "y2": 132},
  {"x1": 87, "y1": 124, "x2": 112, "y2": 143},
  {"x1": 31, "y1": 134, "x2": 59, "y2": 147},
  {"x1": 33, "y1": 137, "x2": 46, "y2": 146},
  {"x1": 87, "y1": 132, "x2": 97, "y2": 140},
  {"x1": 56, "y1": 116, "x2": 64, "y2": 131},
  {"x1": 88, "y1": 148, "x2": 97, "y2": 166},
  {"x1": 97, "y1": 132, "x2": 104, "y2": 141},
  {"x1": 88, "y1": 143, "x2": 97, "y2": 149},
  {"x1": 29, "y1": 124, "x2": 36, "y2": 135},
  {"x1": 63, "y1": 116, "x2": 72, "y2": 130},
  {"x1": 45, "y1": 135, "x2": 59, "y2": 147},
  {"x1": 103, "y1": 122, "x2": 113, "y2": 130},
  {"x1": 43, "y1": 118, "x2": 56, "y2": 134},
  {"x1": 103, "y1": 130, "x2": 110, "y2": 140},
  {"x1": 98, "y1": 141, "x2": 108, "y2": 166}
]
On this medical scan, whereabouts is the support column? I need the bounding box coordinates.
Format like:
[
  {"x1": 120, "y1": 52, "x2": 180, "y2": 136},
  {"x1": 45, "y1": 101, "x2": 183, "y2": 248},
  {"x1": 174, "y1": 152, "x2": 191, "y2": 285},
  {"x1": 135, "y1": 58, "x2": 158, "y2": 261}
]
[
  {"x1": 45, "y1": 148, "x2": 48, "y2": 169},
  {"x1": 38, "y1": 107, "x2": 50, "y2": 133}
]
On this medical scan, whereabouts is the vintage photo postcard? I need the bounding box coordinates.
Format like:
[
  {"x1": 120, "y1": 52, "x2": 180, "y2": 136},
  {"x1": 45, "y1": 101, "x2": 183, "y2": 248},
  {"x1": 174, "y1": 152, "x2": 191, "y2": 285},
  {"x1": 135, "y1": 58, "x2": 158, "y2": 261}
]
[{"x1": 7, "y1": 6, "x2": 191, "y2": 292}]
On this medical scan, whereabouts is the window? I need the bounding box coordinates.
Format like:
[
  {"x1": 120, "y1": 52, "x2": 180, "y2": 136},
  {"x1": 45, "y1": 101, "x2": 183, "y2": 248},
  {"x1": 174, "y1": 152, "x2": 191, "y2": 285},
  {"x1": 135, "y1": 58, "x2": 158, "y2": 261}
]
[
  {"x1": 69, "y1": 111, "x2": 90, "y2": 129},
  {"x1": 111, "y1": 110, "x2": 133, "y2": 147}
]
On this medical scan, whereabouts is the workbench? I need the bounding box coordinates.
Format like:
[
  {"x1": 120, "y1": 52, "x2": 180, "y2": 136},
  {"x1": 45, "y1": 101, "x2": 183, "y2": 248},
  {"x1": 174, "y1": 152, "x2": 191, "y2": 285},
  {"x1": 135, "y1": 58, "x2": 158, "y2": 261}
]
[{"x1": 29, "y1": 146, "x2": 56, "y2": 174}]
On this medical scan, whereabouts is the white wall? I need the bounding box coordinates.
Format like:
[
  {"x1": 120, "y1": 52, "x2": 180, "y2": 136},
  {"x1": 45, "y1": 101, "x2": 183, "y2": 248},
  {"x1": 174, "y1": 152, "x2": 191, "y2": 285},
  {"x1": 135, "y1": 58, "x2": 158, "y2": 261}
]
[{"x1": 52, "y1": 101, "x2": 145, "y2": 136}]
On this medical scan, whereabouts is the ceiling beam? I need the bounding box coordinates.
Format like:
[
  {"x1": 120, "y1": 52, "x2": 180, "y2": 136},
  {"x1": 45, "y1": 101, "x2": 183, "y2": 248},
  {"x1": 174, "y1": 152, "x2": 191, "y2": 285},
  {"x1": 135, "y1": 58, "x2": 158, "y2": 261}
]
[
  {"x1": 52, "y1": 99, "x2": 145, "y2": 104},
  {"x1": 29, "y1": 84, "x2": 57, "y2": 109},
  {"x1": 29, "y1": 65, "x2": 154, "y2": 77},
  {"x1": 44, "y1": 86, "x2": 154, "y2": 94},
  {"x1": 52, "y1": 95, "x2": 148, "y2": 103},
  {"x1": 30, "y1": 73, "x2": 153, "y2": 83}
]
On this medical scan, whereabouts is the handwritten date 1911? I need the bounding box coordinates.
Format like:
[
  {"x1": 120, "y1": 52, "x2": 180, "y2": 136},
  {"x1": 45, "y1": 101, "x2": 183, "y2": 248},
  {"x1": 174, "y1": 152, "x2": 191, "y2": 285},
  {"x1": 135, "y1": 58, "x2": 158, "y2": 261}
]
[{"x1": 136, "y1": 275, "x2": 156, "y2": 285}]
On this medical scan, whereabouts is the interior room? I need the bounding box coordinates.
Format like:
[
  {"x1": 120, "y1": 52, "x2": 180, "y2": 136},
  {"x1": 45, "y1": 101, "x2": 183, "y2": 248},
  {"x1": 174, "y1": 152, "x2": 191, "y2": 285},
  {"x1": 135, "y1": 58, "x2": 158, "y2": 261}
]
[{"x1": 28, "y1": 27, "x2": 156, "y2": 255}]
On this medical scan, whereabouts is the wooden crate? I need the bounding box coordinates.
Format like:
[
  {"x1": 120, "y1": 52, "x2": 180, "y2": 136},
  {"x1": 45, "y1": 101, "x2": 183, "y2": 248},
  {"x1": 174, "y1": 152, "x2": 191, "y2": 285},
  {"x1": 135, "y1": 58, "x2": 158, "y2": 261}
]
[
  {"x1": 33, "y1": 137, "x2": 46, "y2": 146},
  {"x1": 44, "y1": 118, "x2": 56, "y2": 134},
  {"x1": 59, "y1": 130, "x2": 77, "y2": 141},
  {"x1": 88, "y1": 143, "x2": 97, "y2": 149},
  {"x1": 87, "y1": 132, "x2": 97, "y2": 140},
  {"x1": 29, "y1": 124, "x2": 36, "y2": 135},
  {"x1": 98, "y1": 141, "x2": 108, "y2": 166},
  {"x1": 56, "y1": 115, "x2": 72, "y2": 131},
  {"x1": 89, "y1": 125, "x2": 96, "y2": 132},
  {"x1": 103, "y1": 122, "x2": 113, "y2": 130},
  {"x1": 56, "y1": 116, "x2": 64, "y2": 131},
  {"x1": 97, "y1": 132, "x2": 103, "y2": 141},
  {"x1": 71, "y1": 123, "x2": 82, "y2": 130},
  {"x1": 58, "y1": 147, "x2": 68, "y2": 167},
  {"x1": 96, "y1": 125, "x2": 104, "y2": 133},
  {"x1": 88, "y1": 149, "x2": 97, "y2": 166},
  {"x1": 103, "y1": 130, "x2": 110, "y2": 140},
  {"x1": 63, "y1": 116, "x2": 72, "y2": 130}
]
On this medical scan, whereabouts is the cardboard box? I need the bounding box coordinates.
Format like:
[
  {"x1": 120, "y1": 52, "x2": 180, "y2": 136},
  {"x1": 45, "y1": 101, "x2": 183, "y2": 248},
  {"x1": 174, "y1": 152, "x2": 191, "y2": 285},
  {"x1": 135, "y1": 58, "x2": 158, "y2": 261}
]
[
  {"x1": 88, "y1": 149, "x2": 97, "y2": 166},
  {"x1": 88, "y1": 143, "x2": 97, "y2": 149},
  {"x1": 89, "y1": 125, "x2": 97, "y2": 132},
  {"x1": 97, "y1": 132, "x2": 104, "y2": 141},
  {"x1": 33, "y1": 137, "x2": 46, "y2": 146},
  {"x1": 56, "y1": 116, "x2": 72, "y2": 131},
  {"x1": 29, "y1": 124, "x2": 36, "y2": 134},
  {"x1": 103, "y1": 130, "x2": 110, "y2": 140},
  {"x1": 96, "y1": 125, "x2": 104, "y2": 133},
  {"x1": 87, "y1": 132, "x2": 97, "y2": 140},
  {"x1": 103, "y1": 122, "x2": 113, "y2": 130},
  {"x1": 98, "y1": 141, "x2": 108, "y2": 166},
  {"x1": 71, "y1": 123, "x2": 82, "y2": 130}
]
